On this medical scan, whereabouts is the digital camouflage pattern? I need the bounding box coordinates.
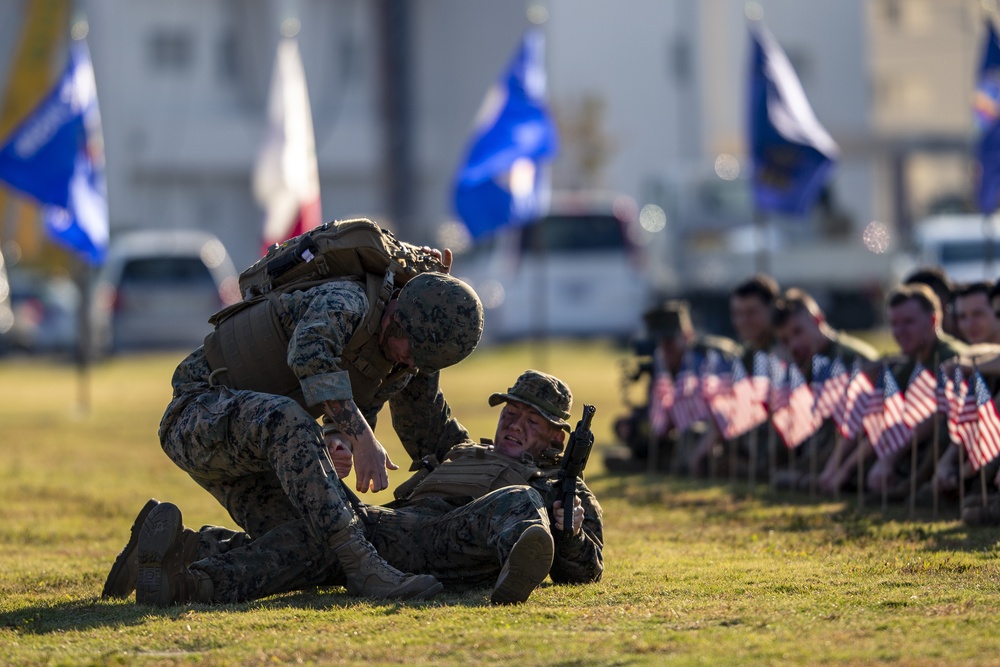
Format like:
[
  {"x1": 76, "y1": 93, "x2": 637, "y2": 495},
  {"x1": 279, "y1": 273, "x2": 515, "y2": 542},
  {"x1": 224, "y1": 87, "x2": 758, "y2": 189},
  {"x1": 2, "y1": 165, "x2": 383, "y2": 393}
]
[
  {"x1": 395, "y1": 272, "x2": 484, "y2": 373},
  {"x1": 157, "y1": 279, "x2": 472, "y2": 601},
  {"x1": 488, "y1": 369, "x2": 573, "y2": 432}
]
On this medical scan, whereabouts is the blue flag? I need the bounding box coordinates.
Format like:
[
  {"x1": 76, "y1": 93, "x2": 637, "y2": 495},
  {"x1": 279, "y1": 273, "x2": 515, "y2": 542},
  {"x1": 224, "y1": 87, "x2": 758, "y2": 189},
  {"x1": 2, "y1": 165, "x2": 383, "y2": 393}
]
[
  {"x1": 0, "y1": 41, "x2": 108, "y2": 264},
  {"x1": 453, "y1": 29, "x2": 558, "y2": 240},
  {"x1": 747, "y1": 24, "x2": 838, "y2": 217},
  {"x1": 975, "y1": 19, "x2": 1000, "y2": 214}
]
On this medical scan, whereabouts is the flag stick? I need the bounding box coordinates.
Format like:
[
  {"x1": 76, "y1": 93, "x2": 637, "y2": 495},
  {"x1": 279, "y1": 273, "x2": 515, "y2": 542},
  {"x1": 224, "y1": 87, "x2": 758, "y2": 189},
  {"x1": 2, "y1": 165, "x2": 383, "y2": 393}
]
[
  {"x1": 881, "y1": 458, "x2": 888, "y2": 514},
  {"x1": 981, "y1": 464, "x2": 989, "y2": 509},
  {"x1": 748, "y1": 426, "x2": 759, "y2": 490},
  {"x1": 909, "y1": 429, "x2": 918, "y2": 518},
  {"x1": 646, "y1": 412, "x2": 659, "y2": 475},
  {"x1": 932, "y1": 353, "x2": 941, "y2": 519},
  {"x1": 729, "y1": 436, "x2": 737, "y2": 488},
  {"x1": 768, "y1": 422, "x2": 777, "y2": 492},
  {"x1": 787, "y1": 440, "x2": 796, "y2": 495},
  {"x1": 857, "y1": 438, "x2": 864, "y2": 511},
  {"x1": 809, "y1": 432, "x2": 818, "y2": 500},
  {"x1": 958, "y1": 441, "x2": 966, "y2": 518}
]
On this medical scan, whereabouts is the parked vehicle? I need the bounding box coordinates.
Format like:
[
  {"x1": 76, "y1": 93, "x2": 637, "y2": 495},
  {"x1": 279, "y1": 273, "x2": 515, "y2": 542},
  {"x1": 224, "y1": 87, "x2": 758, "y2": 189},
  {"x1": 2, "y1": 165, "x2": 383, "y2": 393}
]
[
  {"x1": 92, "y1": 229, "x2": 240, "y2": 354},
  {"x1": 907, "y1": 214, "x2": 1000, "y2": 284},
  {"x1": 6, "y1": 270, "x2": 80, "y2": 354},
  {"x1": 451, "y1": 192, "x2": 650, "y2": 342},
  {"x1": 0, "y1": 250, "x2": 14, "y2": 354}
]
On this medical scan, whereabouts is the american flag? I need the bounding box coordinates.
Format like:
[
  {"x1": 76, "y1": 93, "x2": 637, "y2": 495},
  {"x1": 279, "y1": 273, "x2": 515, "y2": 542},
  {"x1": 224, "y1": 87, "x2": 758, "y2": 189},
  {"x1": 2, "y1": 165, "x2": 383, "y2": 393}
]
[
  {"x1": 947, "y1": 367, "x2": 978, "y2": 451},
  {"x1": 751, "y1": 350, "x2": 771, "y2": 406},
  {"x1": 648, "y1": 351, "x2": 674, "y2": 438},
  {"x1": 671, "y1": 351, "x2": 709, "y2": 433},
  {"x1": 816, "y1": 356, "x2": 848, "y2": 420},
  {"x1": 810, "y1": 355, "x2": 831, "y2": 416},
  {"x1": 837, "y1": 360, "x2": 874, "y2": 440},
  {"x1": 902, "y1": 362, "x2": 937, "y2": 429},
  {"x1": 725, "y1": 357, "x2": 768, "y2": 439},
  {"x1": 769, "y1": 355, "x2": 789, "y2": 413},
  {"x1": 970, "y1": 370, "x2": 1000, "y2": 471},
  {"x1": 873, "y1": 366, "x2": 911, "y2": 459},
  {"x1": 861, "y1": 369, "x2": 886, "y2": 447},
  {"x1": 936, "y1": 364, "x2": 950, "y2": 416},
  {"x1": 773, "y1": 362, "x2": 821, "y2": 449},
  {"x1": 702, "y1": 350, "x2": 734, "y2": 436}
]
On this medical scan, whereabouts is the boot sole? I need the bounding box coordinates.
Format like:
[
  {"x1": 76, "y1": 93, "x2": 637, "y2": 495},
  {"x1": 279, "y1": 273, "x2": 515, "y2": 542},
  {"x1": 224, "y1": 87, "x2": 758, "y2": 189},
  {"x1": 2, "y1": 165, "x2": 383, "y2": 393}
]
[
  {"x1": 491, "y1": 525, "x2": 554, "y2": 605},
  {"x1": 135, "y1": 502, "x2": 184, "y2": 607},
  {"x1": 102, "y1": 499, "x2": 160, "y2": 599}
]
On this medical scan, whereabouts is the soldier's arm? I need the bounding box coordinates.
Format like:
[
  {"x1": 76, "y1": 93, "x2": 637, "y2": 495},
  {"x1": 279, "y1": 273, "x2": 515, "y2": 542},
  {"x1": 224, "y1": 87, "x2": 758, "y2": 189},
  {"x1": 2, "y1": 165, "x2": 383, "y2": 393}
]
[{"x1": 389, "y1": 369, "x2": 471, "y2": 463}]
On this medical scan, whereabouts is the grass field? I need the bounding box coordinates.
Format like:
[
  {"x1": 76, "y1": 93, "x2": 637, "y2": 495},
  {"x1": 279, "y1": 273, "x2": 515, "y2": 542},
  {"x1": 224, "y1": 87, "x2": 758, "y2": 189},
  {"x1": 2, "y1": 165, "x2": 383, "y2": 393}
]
[{"x1": 3, "y1": 340, "x2": 1000, "y2": 666}]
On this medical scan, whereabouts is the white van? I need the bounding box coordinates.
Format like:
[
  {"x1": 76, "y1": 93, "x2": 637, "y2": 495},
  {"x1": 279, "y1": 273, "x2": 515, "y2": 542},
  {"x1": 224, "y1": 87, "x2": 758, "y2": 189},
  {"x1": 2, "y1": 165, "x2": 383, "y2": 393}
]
[
  {"x1": 909, "y1": 214, "x2": 1000, "y2": 284},
  {"x1": 451, "y1": 193, "x2": 650, "y2": 342}
]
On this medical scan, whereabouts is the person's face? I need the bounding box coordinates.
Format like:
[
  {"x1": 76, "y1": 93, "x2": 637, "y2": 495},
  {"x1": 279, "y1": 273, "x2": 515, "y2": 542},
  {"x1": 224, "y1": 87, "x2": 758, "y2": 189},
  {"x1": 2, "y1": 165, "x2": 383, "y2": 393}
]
[
  {"x1": 730, "y1": 295, "x2": 772, "y2": 347},
  {"x1": 383, "y1": 332, "x2": 414, "y2": 368},
  {"x1": 955, "y1": 292, "x2": 999, "y2": 344},
  {"x1": 656, "y1": 332, "x2": 687, "y2": 370},
  {"x1": 775, "y1": 309, "x2": 824, "y2": 366},
  {"x1": 888, "y1": 299, "x2": 937, "y2": 358},
  {"x1": 494, "y1": 400, "x2": 565, "y2": 459}
]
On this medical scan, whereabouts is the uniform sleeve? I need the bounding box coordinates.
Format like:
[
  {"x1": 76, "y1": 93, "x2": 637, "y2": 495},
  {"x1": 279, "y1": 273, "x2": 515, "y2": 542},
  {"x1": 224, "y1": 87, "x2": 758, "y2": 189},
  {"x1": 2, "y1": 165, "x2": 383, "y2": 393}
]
[
  {"x1": 284, "y1": 281, "x2": 369, "y2": 407},
  {"x1": 389, "y1": 369, "x2": 471, "y2": 462},
  {"x1": 542, "y1": 479, "x2": 604, "y2": 584}
]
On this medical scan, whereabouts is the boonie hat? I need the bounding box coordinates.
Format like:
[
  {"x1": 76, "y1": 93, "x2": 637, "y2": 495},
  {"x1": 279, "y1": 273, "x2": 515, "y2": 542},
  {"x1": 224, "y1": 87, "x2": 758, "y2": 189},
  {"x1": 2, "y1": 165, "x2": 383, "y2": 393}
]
[
  {"x1": 643, "y1": 299, "x2": 691, "y2": 338},
  {"x1": 488, "y1": 369, "x2": 573, "y2": 432}
]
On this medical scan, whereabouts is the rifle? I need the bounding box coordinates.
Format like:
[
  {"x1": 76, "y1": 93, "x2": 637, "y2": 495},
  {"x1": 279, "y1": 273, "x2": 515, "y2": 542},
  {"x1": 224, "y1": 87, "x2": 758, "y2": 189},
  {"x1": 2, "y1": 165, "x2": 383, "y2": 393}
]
[{"x1": 559, "y1": 404, "x2": 596, "y2": 539}]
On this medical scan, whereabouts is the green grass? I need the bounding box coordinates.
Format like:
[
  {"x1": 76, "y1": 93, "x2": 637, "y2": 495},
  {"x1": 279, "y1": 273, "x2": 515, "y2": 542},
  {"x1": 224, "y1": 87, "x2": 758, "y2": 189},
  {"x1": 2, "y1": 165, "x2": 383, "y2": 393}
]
[{"x1": 3, "y1": 341, "x2": 1000, "y2": 666}]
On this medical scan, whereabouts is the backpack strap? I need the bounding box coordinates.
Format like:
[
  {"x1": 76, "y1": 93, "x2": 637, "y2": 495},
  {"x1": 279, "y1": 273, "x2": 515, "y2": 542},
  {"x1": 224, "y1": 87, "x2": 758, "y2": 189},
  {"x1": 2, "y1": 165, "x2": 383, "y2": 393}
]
[{"x1": 342, "y1": 269, "x2": 395, "y2": 380}]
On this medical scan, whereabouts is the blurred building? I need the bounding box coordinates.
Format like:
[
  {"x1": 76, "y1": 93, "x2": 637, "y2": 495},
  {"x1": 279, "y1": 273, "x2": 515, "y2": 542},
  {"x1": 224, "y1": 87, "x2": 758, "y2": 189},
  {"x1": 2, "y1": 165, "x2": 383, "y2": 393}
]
[{"x1": 0, "y1": 0, "x2": 988, "y2": 282}]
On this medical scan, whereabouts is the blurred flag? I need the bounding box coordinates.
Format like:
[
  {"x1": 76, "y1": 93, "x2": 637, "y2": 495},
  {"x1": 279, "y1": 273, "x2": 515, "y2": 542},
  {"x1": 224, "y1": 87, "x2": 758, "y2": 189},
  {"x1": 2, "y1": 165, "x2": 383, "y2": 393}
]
[
  {"x1": 648, "y1": 350, "x2": 675, "y2": 438},
  {"x1": 768, "y1": 354, "x2": 789, "y2": 413},
  {"x1": 970, "y1": 370, "x2": 1000, "y2": 471},
  {"x1": 726, "y1": 357, "x2": 767, "y2": 439},
  {"x1": 453, "y1": 28, "x2": 558, "y2": 240},
  {"x1": 810, "y1": 355, "x2": 831, "y2": 417},
  {"x1": 861, "y1": 370, "x2": 886, "y2": 449},
  {"x1": 0, "y1": 40, "x2": 108, "y2": 264},
  {"x1": 702, "y1": 350, "x2": 734, "y2": 436},
  {"x1": 873, "y1": 367, "x2": 911, "y2": 459},
  {"x1": 747, "y1": 23, "x2": 838, "y2": 216},
  {"x1": 975, "y1": 19, "x2": 1000, "y2": 214},
  {"x1": 816, "y1": 356, "x2": 848, "y2": 420},
  {"x1": 751, "y1": 350, "x2": 771, "y2": 406},
  {"x1": 902, "y1": 362, "x2": 937, "y2": 429},
  {"x1": 253, "y1": 37, "x2": 321, "y2": 253},
  {"x1": 671, "y1": 351, "x2": 709, "y2": 433},
  {"x1": 773, "y1": 362, "x2": 820, "y2": 449},
  {"x1": 947, "y1": 368, "x2": 978, "y2": 452},
  {"x1": 838, "y1": 360, "x2": 873, "y2": 441}
]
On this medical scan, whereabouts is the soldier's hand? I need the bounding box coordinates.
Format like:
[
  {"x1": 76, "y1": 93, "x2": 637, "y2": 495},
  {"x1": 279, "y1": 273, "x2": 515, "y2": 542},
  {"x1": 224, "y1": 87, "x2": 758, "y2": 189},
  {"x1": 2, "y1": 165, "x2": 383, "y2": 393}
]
[
  {"x1": 324, "y1": 434, "x2": 353, "y2": 479},
  {"x1": 351, "y1": 432, "x2": 399, "y2": 493},
  {"x1": 552, "y1": 497, "x2": 584, "y2": 536}
]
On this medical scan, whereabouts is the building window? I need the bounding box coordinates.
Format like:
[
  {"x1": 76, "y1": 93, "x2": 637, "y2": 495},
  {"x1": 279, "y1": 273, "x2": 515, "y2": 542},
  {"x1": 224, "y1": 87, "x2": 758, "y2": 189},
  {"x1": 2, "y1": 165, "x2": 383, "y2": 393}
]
[{"x1": 148, "y1": 28, "x2": 194, "y2": 72}]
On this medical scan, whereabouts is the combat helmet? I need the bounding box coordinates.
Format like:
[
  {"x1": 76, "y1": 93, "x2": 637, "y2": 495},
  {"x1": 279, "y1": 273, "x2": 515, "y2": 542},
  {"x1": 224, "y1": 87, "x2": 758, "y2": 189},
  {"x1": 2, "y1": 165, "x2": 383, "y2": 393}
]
[{"x1": 396, "y1": 272, "x2": 484, "y2": 372}]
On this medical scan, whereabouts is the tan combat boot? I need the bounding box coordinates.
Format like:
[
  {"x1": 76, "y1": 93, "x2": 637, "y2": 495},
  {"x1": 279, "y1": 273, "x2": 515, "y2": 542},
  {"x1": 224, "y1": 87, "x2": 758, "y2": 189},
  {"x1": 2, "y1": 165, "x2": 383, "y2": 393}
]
[
  {"x1": 490, "y1": 524, "x2": 554, "y2": 605},
  {"x1": 102, "y1": 499, "x2": 201, "y2": 599},
  {"x1": 330, "y1": 522, "x2": 443, "y2": 600},
  {"x1": 135, "y1": 503, "x2": 214, "y2": 607}
]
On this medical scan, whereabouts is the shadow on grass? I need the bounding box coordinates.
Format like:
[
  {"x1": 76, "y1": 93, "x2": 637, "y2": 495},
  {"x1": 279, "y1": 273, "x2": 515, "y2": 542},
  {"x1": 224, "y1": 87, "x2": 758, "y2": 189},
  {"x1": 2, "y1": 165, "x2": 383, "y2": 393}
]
[
  {"x1": 0, "y1": 588, "x2": 489, "y2": 635},
  {"x1": 593, "y1": 469, "x2": 1000, "y2": 554}
]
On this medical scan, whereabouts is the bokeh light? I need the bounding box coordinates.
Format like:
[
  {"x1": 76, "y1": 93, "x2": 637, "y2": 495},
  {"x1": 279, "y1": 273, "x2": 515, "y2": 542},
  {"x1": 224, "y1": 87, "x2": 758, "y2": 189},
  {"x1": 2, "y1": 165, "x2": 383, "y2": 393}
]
[
  {"x1": 71, "y1": 20, "x2": 89, "y2": 41},
  {"x1": 436, "y1": 220, "x2": 472, "y2": 255},
  {"x1": 527, "y1": 4, "x2": 549, "y2": 25},
  {"x1": 745, "y1": 2, "x2": 764, "y2": 21},
  {"x1": 639, "y1": 204, "x2": 667, "y2": 233},
  {"x1": 862, "y1": 220, "x2": 890, "y2": 254},
  {"x1": 714, "y1": 153, "x2": 740, "y2": 181},
  {"x1": 280, "y1": 18, "x2": 301, "y2": 38},
  {"x1": 200, "y1": 239, "x2": 228, "y2": 268},
  {"x1": 475, "y1": 279, "x2": 505, "y2": 310}
]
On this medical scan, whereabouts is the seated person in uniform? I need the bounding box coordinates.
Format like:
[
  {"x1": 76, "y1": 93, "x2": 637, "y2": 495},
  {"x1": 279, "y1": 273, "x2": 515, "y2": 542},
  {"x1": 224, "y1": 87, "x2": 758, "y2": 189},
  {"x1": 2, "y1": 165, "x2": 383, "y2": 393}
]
[{"x1": 770, "y1": 288, "x2": 878, "y2": 491}]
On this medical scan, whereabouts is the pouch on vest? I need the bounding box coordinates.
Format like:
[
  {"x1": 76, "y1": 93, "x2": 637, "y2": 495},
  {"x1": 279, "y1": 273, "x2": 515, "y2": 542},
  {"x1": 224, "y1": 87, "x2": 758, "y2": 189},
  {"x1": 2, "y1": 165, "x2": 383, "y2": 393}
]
[{"x1": 402, "y1": 445, "x2": 543, "y2": 502}]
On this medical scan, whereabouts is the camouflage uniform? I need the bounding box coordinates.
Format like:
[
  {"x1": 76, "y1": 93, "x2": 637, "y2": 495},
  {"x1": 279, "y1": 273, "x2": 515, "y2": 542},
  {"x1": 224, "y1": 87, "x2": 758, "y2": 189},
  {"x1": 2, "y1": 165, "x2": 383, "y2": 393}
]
[
  {"x1": 158, "y1": 279, "x2": 468, "y2": 577},
  {"x1": 183, "y1": 370, "x2": 603, "y2": 603}
]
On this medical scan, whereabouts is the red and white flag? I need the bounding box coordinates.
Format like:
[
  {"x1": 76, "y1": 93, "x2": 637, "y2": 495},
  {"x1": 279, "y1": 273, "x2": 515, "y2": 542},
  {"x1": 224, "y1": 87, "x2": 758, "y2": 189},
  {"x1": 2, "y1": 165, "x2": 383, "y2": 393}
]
[
  {"x1": 253, "y1": 37, "x2": 322, "y2": 253},
  {"x1": 873, "y1": 366, "x2": 911, "y2": 459},
  {"x1": 726, "y1": 357, "x2": 768, "y2": 439},
  {"x1": 947, "y1": 368, "x2": 978, "y2": 452},
  {"x1": 648, "y1": 351, "x2": 675, "y2": 438},
  {"x1": 902, "y1": 362, "x2": 937, "y2": 429},
  {"x1": 837, "y1": 360, "x2": 873, "y2": 441},
  {"x1": 970, "y1": 370, "x2": 1000, "y2": 471},
  {"x1": 773, "y1": 363, "x2": 820, "y2": 449},
  {"x1": 816, "y1": 356, "x2": 848, "y2": 420}
]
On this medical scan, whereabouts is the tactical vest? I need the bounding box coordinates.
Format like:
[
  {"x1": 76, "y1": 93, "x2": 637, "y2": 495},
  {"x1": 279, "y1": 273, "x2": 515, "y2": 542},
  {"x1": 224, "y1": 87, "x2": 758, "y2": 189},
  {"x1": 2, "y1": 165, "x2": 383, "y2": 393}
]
[
  {"x1": 402, "y1": 443, "x2": 553, "y2": 501},
  {"x1": 203, "y1": 272, "x2": 411, "y2": 417}
]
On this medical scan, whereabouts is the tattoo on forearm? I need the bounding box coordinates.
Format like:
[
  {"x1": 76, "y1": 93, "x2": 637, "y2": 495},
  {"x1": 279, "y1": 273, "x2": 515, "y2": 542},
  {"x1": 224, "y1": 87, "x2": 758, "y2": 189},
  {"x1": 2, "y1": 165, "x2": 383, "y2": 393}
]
[{"x1": 325, "y1": 399, "x2": 366, "y2": 437}]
